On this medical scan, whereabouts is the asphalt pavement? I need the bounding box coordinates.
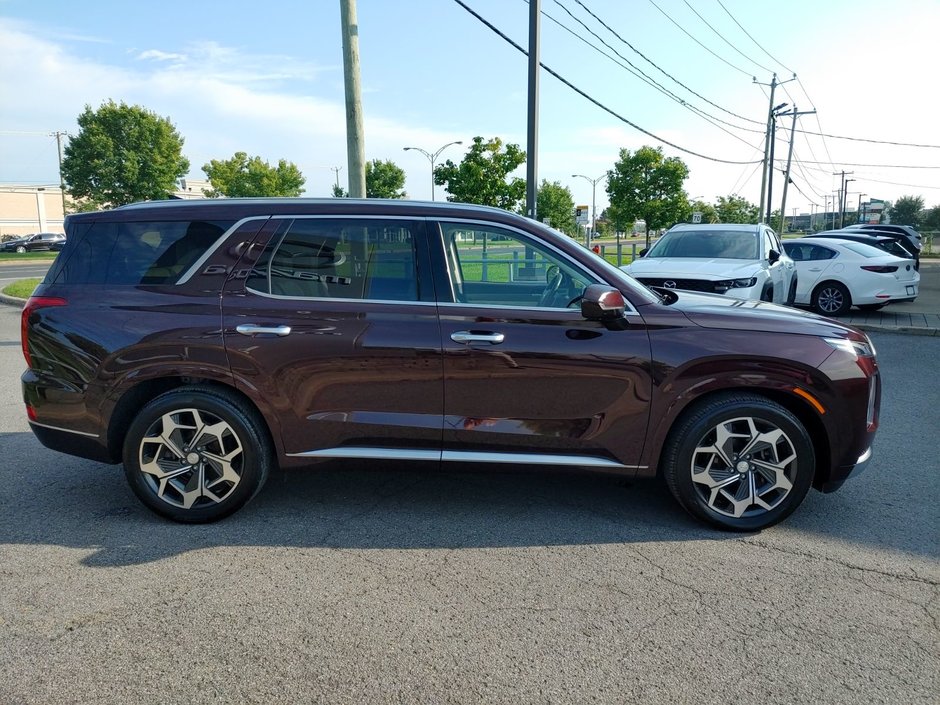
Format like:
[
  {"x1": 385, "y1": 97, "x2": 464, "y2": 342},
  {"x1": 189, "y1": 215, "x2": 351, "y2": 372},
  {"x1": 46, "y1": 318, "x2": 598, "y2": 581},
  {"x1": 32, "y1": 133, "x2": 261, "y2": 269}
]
[{"x1": 0, "y1": 290, "x2": 937, "y2": 704}]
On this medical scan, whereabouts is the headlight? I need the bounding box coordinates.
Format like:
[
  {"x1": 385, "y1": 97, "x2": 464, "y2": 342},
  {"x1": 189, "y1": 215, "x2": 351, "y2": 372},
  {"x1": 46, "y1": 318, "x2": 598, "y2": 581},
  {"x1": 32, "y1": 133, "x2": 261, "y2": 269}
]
[
  {"x1": 713, "y1": 277, "x2": 757, "y2": 292},
  {"x1": 824, "y1": 337, "x2": 876, "y2": 357}
]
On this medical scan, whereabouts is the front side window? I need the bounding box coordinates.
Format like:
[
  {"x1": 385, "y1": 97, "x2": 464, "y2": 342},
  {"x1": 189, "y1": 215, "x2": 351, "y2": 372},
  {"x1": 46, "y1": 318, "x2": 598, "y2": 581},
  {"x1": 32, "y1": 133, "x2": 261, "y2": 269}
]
[
  {"x1": 440, "y1": 222, "x2": 598, "y2": 308},
  {"x1": 246, "y1": 218, "x2": 420, "y2": 301}
]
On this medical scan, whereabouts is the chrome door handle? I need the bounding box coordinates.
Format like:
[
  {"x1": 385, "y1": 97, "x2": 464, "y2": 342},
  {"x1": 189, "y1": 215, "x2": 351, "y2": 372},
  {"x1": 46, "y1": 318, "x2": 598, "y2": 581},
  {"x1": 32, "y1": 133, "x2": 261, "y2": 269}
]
[
  {"x1": 450, "y1": 330, "x2": 505, "y2": 344},
  {"x1": 236, "y1": 324, "x2": 292, "y2": 337}
]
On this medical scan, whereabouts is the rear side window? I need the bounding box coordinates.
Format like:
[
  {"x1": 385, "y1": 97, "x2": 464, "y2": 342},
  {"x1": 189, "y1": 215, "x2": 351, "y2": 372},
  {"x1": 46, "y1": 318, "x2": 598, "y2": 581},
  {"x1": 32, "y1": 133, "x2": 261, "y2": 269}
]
[
  {"x1": 54, "y1": 220, "x2": 234, "y2": 285},
  {"x1": 246, "y1": 218, "x2": 421, "y2": 301}
]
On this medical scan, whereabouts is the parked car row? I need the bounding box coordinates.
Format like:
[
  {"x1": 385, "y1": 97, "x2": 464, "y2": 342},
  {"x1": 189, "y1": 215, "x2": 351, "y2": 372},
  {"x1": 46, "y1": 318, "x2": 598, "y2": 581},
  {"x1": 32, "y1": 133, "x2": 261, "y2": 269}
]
[
  {"x1": 620, "y1": 223, "x2": 920, "y2": 316},
  {"x1": 0, "y1": 232, "x2": 66, "y2": 253}
]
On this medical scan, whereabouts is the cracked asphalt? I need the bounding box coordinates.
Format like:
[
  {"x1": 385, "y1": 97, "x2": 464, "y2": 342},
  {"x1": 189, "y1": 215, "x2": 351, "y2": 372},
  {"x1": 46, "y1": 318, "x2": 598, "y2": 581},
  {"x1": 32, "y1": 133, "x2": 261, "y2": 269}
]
[{"x1": 0, "y1": 304, "x2": 937, "y2": 704}]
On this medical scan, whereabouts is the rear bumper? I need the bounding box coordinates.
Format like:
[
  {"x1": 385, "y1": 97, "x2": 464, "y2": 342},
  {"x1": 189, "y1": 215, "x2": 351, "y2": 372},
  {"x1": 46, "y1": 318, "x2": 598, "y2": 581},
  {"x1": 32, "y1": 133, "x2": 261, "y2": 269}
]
[
  {"x1": 819, "y1": 446, "x2": 872, "y2": 493},
  {"x1": 28, "y1": 421, "x2": 116, "y2": 463}
]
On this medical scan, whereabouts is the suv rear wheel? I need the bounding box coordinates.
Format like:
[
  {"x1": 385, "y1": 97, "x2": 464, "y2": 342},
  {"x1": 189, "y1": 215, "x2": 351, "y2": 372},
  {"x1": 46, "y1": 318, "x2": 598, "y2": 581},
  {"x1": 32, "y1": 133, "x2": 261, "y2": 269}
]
[
  {"x1": 662, "y1": 394, "x2": 814, "y2": 531},
  {"x1": 122, "y1": 388, "x2": 273, "y2": 523}
]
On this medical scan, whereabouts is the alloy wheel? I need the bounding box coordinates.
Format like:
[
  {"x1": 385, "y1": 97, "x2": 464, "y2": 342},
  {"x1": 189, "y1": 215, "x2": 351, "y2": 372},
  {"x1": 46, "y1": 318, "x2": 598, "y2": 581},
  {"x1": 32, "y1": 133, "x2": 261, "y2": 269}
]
[
  {"x1": 816, "y1": 286, "x2": 845, "y2": 314},
  {"x1": 138, "y1": 407, "x2": 244, "y2": 509},
  {"x1": 690, "y1": 415, "x2": 797, "y2": 519}
]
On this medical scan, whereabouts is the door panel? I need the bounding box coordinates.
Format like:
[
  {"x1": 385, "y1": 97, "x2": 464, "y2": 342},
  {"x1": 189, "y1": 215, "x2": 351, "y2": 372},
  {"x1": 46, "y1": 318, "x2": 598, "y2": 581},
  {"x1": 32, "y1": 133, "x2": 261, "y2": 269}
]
[
  {"x1": 222, "y1": 216, "x2": 443, "y2": 460},
  {"x1": 434, "y1": 220, "x2": 652, "y2": 469}
]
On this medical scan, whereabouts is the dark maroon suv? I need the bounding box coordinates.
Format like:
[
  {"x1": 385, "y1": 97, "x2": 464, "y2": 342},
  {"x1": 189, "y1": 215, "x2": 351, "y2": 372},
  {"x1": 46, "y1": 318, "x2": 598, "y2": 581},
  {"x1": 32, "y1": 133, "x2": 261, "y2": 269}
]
[{"x1": 21, "y1": 199, "x2": 880, "y2": 530}]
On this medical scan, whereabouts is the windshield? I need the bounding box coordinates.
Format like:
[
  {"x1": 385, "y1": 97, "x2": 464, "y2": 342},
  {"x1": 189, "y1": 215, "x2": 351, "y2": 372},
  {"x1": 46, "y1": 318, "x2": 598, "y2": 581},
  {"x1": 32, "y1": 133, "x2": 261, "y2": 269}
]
[{"x1": 647, "y1": 230, "x2": 759, "y2": 259}]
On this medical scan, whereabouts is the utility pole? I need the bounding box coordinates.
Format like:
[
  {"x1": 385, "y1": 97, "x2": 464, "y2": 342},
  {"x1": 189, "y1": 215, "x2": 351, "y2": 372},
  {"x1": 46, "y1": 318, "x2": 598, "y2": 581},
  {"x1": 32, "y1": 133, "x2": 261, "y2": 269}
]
[
  {"x1": 330, "y1": 165, "x2": 343, "y2": 192},
  {"x1": 340, "y1": 0, "x2": 366, "y2": 198},
  {"x1": 51, "y1": 130, "x2": 68, "y2": 216},
  {"x1": 572, "y1": 174, "x2": 606, "y2": 249},
  {"x1": 525, "y1": 0, "x2": 540, "y2": 220},
  {"x1": 833, "y1": 171, "x2": 854, "y2": 228},
  {"x1": 754, "y1": 73, "x2": 795, "y2": 223},
  {"x1": 777, "y1": 106, "x2": 816, "y2": 233}
]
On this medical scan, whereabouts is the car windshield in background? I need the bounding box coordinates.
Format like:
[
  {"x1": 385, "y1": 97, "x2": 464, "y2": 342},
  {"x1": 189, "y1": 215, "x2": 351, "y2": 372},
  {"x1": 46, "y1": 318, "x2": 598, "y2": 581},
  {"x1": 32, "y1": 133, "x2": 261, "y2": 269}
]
[{"x1": 646, "y1": 230, "x2": 759, "y2": 259}]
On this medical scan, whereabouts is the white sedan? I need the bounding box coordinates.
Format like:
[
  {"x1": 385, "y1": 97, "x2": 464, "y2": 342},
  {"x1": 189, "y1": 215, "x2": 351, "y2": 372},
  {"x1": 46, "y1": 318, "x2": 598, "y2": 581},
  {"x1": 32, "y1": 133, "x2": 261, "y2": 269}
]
[{"x1": 781, "y1": 237, "x2": 919, "y2": 316}]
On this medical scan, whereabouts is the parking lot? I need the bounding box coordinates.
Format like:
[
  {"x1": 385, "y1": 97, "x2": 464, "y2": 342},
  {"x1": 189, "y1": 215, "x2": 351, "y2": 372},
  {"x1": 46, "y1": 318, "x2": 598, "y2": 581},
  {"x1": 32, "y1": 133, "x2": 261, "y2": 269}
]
[{"x1": 0, "y1": 301, "x2": 937, "y2": 704}]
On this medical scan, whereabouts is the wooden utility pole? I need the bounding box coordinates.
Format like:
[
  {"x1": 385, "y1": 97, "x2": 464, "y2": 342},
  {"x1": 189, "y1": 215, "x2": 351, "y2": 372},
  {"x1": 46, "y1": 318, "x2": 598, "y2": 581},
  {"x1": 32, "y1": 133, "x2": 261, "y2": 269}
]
[
  {"x1": 754, "y1": 74, "x2": 795, "y2": 223},
  {"x1": 777, "y1": 106, "x2": 815, "y2": 233},
  {"x1": 340, "y1": 0, "x2": 365, "y2": 198},
  {"x1": 51, "y1": 131, "x2": 68, "y2": 216}
]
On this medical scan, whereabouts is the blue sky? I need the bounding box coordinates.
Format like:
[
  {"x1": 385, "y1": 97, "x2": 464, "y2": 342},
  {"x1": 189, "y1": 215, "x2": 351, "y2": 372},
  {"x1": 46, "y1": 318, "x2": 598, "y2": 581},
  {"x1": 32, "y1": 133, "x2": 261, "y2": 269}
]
[{"x1": 2, "y1": 0, "x2": 939, "y2": 220}]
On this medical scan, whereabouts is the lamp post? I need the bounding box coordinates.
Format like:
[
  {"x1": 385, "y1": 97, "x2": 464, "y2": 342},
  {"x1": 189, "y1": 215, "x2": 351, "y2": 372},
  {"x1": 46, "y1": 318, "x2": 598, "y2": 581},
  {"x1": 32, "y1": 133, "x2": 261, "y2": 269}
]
[
  {"x1": 402, "y1": 141, "x2": 463, "y2": 201},
  {"x1": 858, "y1": 193, "x2": 868, "y2": 224},
  {"x1": 571, "y1": 173, "x2": 607, "y2": 249}
]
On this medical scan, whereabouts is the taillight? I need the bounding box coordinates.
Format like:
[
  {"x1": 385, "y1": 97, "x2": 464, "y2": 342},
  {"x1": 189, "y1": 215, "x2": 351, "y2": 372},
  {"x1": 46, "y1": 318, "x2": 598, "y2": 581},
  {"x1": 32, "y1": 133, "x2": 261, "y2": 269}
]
[
  {"x1": 860, "y1": 265, "x2": 898, "y2": 273},
  {"x1": 21, "y1": 296, "x2": 67, "y2": 367}
]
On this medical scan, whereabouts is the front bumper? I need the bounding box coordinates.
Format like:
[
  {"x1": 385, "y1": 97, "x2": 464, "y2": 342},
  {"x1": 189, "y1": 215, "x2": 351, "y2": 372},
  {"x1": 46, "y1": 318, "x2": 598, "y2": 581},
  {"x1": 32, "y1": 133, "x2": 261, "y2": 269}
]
[{"x1": 819, "y1": 446, "x2": 873, "y2": 493}]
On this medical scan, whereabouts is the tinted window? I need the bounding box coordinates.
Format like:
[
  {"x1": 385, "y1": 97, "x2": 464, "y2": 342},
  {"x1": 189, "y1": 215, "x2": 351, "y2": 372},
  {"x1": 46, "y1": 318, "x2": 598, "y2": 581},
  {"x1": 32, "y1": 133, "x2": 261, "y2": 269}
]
[
  {"x1": 53, "y1": 219, "x2": 234, "y2": 285},
  {"x1": 246, "y1": 218, "x2": 420, "y2": 301},
  {"x1": 440, "y1": 222, "x2": 599, "y2": 308},
  {"x1": 647, "y1": 230, "x2": 759, "y2": 259},
  {"x1": 841, "y1": 242, "x2": 890, "y2": 258}
]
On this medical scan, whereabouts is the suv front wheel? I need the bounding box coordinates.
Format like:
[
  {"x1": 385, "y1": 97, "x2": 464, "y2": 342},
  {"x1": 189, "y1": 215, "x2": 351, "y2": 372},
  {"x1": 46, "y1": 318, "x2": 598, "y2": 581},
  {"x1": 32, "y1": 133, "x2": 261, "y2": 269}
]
[{"x1": 122, "y1": 387, "x2": 273, "y2": 523}]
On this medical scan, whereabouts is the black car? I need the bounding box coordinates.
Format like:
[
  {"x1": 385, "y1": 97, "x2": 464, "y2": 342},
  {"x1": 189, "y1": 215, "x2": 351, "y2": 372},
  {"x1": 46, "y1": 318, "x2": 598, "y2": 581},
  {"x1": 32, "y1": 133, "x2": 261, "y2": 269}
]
[
  {"x1": 805, "y1": 231, "x2": 913, "y2": 263},
  {"x1": 0, "y1": 232, "x2": 66, "y2": 253}
]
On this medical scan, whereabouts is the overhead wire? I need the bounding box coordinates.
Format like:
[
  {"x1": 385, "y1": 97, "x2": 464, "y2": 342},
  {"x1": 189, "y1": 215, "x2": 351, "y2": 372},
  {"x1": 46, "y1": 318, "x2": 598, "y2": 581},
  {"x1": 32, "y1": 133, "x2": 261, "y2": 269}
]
[
  {"x1": 451, "y1": 0, "x2": 762, "y2": 165},
  {"x1": 566, "y1": 0, "x2": 765, "y2": 127},
  {"x1": 646, "y1": 0, "x2": 754, "y2": 78},
  {"x1": 714, "y1": 0, "x2": 794, "y2": 75},
  {"x1": 680, "y1": 0, "x2": 774, "y2": 74}
]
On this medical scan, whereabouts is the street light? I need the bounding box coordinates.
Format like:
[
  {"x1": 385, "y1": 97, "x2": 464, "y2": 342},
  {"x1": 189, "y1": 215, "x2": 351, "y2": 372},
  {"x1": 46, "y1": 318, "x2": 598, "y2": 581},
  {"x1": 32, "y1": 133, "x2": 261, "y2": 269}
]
[
  {"x1": 571, "y1": 173, "x2": 607, "y2": 248},
  {"x1": 402, "y1": 141, "x2": 463, "y2": 201},
  {"x1": 858, "y1": 193, "x2": 868, "y2": 224}
]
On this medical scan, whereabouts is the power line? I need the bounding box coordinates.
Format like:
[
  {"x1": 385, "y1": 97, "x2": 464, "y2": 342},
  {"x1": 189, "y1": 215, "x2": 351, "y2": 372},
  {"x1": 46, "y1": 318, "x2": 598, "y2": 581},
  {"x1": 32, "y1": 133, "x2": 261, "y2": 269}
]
[
  {"x1": 680, "y1": 0, "x2": 773, "y2": 74},
  {"x1": 715, "y1": 0, "x2": 795, "y2": 75},
  {"x1": 792, "y1": 159, "x2": 940, "y2": 169},
  {"x1": 793, "y1": 128, "x2": 940, "y2": 149},
  {"x1": 566, "y1": 0, "x2": 765, "y2": 127},
  {"x1": 452, "y1": 0, "x2": 762, "y2": 165},
  {"x1": 646, "y1": 0, "x2": 754, "y2": 78},
  {"x1": 541, "y1": 0, "x2": 763, "y2": 141}
]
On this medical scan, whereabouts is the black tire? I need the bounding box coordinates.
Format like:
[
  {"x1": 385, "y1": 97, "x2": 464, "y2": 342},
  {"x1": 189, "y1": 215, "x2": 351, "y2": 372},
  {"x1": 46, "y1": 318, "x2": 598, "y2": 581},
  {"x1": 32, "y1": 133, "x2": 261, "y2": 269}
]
[
  {"x1": 122, "y1": 387, "x2": 273, "y2": 523},
  {"x1": 811, "y1": 281, "x2": 851, "y2": 316},
  {"x1": 760, "y1": 284, "x2": 774, "y2": 302},
  {"x1": 661, "y1": 393, "x2": 815, "y2": 532},
  {"x1": 857, "y1": 303, "x2": 887, "y2": 312}
]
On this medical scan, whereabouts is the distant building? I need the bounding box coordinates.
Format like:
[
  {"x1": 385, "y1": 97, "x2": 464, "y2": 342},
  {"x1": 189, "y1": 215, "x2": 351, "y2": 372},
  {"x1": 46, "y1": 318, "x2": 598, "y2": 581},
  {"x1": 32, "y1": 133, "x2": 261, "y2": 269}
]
[
  {"x1": 0, "y1": 185, "x2": 65, "y2": 238},
  {"x1": 173, "y1": 179, "x2": 210, "y2": 199}
]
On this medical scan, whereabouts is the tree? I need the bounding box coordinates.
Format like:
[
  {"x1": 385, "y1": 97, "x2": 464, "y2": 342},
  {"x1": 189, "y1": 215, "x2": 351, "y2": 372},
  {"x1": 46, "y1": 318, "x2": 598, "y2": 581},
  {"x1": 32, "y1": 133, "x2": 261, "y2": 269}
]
[
  {"x1": 433, "y1": 136, "x2": 526, "y2": 210},
  {"x1": 714, "y1": 194, "x2": 759, "y2": 224},
  {"x1": 605, "y1": 146, "x2": 689, "y2": 245},
  {"x1": 888, "y1": 195, "x2": 925, "y2": 226},
  {"x1": 922, "y1": 205, "x2": 940, "y2": 230},
  {"x1": 537, "y1": 180, "x2": 576, "y2": 234},
  {"x1": 689, "y1": 199, "x2": 719, "y2": 224},
  {"x1": 61, "y1": 100, "x2": 190, "y2": 209},
  {"x1": 365, "y1": 159, "x2": 407, "y2": 199},
  {"x1": 203, "y1": 152, "x2": 305, "y2": 197}
]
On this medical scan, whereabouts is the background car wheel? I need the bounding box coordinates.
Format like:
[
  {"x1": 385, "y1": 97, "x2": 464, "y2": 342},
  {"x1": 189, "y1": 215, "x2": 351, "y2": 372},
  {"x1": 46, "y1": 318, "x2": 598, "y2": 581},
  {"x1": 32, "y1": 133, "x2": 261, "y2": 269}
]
[
  {"x1": 661, "y1": 393, "x2": 815, "y2": 531},
  {"x1": 760, "y1": 284, "x2": 774, "y2": 302},
  {"x1": 812, "y1": 281, "x2": 851, "y2": 316},
  {"x1": 857, "y1": 303, "x2": 887, "y2": 312},
  {"x1": 122, "y1": 387, "x2": 273, "y2": 523},
  {"x1": 15, "y1": 245, "x2": 26, "y2": 253}
]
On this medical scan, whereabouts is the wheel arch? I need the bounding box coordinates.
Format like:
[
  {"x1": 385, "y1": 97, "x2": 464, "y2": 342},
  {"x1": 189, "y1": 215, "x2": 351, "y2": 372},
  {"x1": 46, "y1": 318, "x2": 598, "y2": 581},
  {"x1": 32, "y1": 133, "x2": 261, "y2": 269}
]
[{"x1": 106, "y1": 376, "x2": 283, "y2": 464}]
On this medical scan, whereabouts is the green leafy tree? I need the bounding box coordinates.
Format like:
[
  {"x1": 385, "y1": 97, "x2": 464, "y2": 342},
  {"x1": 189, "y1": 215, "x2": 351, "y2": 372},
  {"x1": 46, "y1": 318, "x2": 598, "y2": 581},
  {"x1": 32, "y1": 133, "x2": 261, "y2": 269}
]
[
  {"x1": 433, "y1": 136, "x2": 526, "y2": 210},
  {"x1": 537, "y1": 180, "x2": 576, "y2": 234},
  {"x1": 365, "y1": 159, "x2": 407, "y2": 199},
  {"x1": 61, "y1": 100, "x2": 190, "y2": 209},
  {"x1": 689, "y1": 199, "x2": 719, "y2": 224},
  {"x1": 921, "y1": 205, "x2": 940, "y2": 230},
  {"x1": 714, "y1": 194, "x2": 759, "y2": 224},
  {"x1": 605, "y1": 146, "x2": 689, "y2": 245},
  {"x1": 332, "y1": 184, "x2": 347, "y2": 198},
  {"x1": 203, "y1": 152, "x2": 305, "y2": 197},
  {"x1": 888, "y1": 195, "x2": 925, "y2": 226}
]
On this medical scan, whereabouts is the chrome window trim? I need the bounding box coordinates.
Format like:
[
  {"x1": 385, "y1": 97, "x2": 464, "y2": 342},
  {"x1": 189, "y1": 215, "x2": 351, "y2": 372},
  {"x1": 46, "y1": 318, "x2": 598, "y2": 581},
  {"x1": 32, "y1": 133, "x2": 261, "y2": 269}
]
[
  {"x1": 286, "y1": 445, "x2": 646, "y2": 469},
  {"x1": 432, "y1": 217, "x2": 639, "y2": 315},
  {"x1": 243, "y1": 287, "x2": 438, "y2": 307},
  {"x1": 28, "y1": 420, "x2": 100, "y2": 439},
  {"x1": 176, "y1": 216, "x2": 270, "y2": 285},
  {"x1": 436, "y1": 301, "x2": 643, "y2": 319}
]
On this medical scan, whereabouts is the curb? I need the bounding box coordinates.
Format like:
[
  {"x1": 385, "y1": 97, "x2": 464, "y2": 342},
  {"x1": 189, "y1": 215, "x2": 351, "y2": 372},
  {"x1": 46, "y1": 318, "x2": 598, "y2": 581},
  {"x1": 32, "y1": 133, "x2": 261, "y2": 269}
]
[{"x1": 0, "y1": 292, "x2": 25, "y2": 308}]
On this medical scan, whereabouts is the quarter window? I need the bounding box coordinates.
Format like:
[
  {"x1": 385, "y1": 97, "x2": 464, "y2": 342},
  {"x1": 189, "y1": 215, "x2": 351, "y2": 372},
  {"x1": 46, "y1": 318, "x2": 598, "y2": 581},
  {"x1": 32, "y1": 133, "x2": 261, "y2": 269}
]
[{"x1": 246, "y1": 218, "x2": 420, "y2": 301}]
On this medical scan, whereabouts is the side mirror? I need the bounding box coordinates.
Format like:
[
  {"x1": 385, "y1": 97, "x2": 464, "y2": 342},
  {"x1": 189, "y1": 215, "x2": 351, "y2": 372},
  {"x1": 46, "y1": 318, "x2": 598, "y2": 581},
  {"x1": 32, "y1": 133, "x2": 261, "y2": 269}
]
[
  {"x1": 581, "y1": 284, "x2": 626, "y2": 321},
  {"x1": 638, "y1": 248, "x2": 649, "y2": 257},
  {"x1": 769, "y1": 249, "x2": 781, "y2": 264}
]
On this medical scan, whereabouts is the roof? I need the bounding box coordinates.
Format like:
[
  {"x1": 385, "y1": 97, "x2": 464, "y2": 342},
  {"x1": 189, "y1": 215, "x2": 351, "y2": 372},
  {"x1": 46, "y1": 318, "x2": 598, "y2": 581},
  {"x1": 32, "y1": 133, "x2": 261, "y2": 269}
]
[{"x1": 667, "y1": 223, "x2": 764, "y2": 233}]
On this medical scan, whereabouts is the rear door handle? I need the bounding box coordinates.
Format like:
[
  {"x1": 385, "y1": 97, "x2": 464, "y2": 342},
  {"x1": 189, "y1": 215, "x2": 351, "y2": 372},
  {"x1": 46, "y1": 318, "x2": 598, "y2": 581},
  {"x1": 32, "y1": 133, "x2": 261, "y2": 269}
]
[
  {"x1": 450, "y1": 330, "x2": 505, "y2": 344},
  {"x1": 236, "y1": 324, "x2": 292, "y2": 337}
]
